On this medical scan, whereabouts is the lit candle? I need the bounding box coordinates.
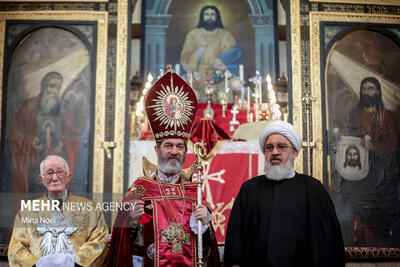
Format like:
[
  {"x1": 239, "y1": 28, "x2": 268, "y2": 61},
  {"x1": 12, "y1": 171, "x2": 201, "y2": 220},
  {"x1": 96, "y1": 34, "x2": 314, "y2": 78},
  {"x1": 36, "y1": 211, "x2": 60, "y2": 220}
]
[{"x1": 239, "y1": 64, "x2": 244, "y2": 81}]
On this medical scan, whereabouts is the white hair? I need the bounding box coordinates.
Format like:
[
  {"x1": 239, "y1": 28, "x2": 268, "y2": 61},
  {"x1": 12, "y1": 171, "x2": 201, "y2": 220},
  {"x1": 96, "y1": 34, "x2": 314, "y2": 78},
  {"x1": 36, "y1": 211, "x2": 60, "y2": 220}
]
[{"x1": 39, "y1": 155, "x2": 70, "y2": 174}]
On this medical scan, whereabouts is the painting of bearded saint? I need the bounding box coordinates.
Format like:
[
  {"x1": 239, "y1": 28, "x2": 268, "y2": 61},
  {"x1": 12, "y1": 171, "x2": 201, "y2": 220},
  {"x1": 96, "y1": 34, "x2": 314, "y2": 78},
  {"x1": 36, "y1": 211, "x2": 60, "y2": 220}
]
[
  {"x1": 3, "y1": 27, "x2": 91, "y2": 194},
  {"x1": 179, "y1": 5, "x2": 245, "y2": 89},
  {"x1": 327, "y1": 30, "x2": 400, "y2": 248}
]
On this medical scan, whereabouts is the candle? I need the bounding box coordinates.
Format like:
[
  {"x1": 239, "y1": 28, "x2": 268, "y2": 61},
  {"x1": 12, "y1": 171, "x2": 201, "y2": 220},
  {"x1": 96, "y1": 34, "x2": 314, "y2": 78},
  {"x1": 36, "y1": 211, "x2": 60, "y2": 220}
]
[
  {"x1": 175, "y1": 64, "x2": 180, "y2": 75},
  {"x1": 188, "y1": 72, "x2": 193, "y2": 87},
  {"x1": 239, "y1": 64, "x2": 244, "y2": 81},
  {"x1": 247, "y1": 86, "x2": 250, "y2": 110},
  {"x1": 247, "y1": 86, "x2": 251, "y2": 122},
  {"x1": 225, "y1": 73, "x2": 228, "y2": 91}
]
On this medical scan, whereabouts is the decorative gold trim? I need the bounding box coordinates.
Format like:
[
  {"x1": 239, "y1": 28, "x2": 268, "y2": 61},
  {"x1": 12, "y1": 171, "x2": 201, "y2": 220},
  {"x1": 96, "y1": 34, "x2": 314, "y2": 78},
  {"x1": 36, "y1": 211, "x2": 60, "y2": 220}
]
[
  {"x1": 309, "y1": 0, "x2": 400, "y2": 6},
  {"x1": 0, "y1": 11, "x2": 108, "y2": 194},
  {"x1": 112, "y1": 0, "x2": 129, "y2": 228},
  {"x1": 309, "y1": 11, "x2": 400, "y2": 184},
  {"x1": 345, "y1": 247, "x2": 400, "y2": 258},
  {"x1": 290, "y1": 0, "x2": 304, "y2": 174},
  {"x1": 0, "y1": 21, "x2": 4, "y2": 142}
]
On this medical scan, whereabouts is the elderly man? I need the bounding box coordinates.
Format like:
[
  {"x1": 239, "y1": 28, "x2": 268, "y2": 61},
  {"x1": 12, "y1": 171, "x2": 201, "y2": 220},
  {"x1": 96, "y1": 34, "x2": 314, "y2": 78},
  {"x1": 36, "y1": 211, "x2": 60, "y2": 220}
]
[
  {"x1": 107, "y1": 69, "x2": 219, "y2": 266},
  {"x1": 224, "y1": 121, "x2": 345, "y2": 267},
  {"x1": 8, "y1": 155, "x2": 109, "y2": 267}
]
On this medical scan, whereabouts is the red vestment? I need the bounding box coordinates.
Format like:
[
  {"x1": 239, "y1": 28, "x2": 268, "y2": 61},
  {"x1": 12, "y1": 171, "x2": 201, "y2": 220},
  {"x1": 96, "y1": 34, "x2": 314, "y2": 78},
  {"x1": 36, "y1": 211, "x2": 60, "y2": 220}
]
[
  {"x1": 107, "y1": 175, "x2": 220, "y2": 267},
  {"x1": 9, "y1": 95, "x2": 79, "y2": 192}
]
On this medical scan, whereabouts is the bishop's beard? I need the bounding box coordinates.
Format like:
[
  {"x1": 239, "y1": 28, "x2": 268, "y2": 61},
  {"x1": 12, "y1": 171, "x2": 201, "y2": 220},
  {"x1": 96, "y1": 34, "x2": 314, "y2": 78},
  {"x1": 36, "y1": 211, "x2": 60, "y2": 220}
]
[
  {"x1": 158, "y1": 151, "x2": 186, "y2": 175},
  {"x1": 264, "y1": 155, "x2": 295, "y2": 181}
]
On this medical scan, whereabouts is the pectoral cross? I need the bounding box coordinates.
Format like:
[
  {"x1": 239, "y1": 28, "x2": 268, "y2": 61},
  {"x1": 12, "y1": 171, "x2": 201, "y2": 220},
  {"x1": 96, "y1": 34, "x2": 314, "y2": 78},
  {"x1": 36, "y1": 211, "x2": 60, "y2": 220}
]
[{"x1": 161, "y1": 223, "x2": 190, "y2": 253}]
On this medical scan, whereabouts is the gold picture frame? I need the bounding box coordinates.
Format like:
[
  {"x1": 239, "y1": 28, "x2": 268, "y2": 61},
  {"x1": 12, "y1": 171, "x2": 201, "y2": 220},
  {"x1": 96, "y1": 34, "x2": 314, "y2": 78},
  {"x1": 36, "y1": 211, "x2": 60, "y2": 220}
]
[
  {"x1": 310, "y1": 0, "x2": 400, "y2": 6},
  {"x1": 0, "y1": 10, "x2": 108, "y2": 194},
  {"x1": 308, "y1": 10, "x2": 400, "y2": 256}
]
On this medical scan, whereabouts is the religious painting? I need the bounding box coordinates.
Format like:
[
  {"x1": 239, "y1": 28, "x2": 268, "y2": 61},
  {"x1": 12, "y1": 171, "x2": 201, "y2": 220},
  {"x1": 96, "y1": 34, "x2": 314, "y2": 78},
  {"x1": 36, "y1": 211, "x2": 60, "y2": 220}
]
[
  {"x1": 0, "y1": 24, "x2": 97, "y2": 247},
  {"x1": 324, "y1": 28, "x2": 400, "y2": 249},
  {"x1": 335, "y1": 136, "x2": 369, "y2": 181},
  {"x1": 1, "y1": 26, "x2": 94, "y2": 195},
  {"x1": 0, "y1": 10, "x2": 112, "y2": 255},
  {"x1": 163, "y1": 94, "x2": 184, "y2": 120},
  {"x1": 142, "y1": 0, "x2": 277, "y2": 102}
]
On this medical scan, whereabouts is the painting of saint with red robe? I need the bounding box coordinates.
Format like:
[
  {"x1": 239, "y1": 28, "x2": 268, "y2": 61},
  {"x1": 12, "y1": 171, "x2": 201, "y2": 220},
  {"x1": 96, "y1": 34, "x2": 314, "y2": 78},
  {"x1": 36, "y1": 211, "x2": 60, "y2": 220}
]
[
  {"x1": 325, "y1": 29, "x2": 400, "y2": 248},
  {"x1": 1, "y1": 26, "x2": 93, "y2": 194}
]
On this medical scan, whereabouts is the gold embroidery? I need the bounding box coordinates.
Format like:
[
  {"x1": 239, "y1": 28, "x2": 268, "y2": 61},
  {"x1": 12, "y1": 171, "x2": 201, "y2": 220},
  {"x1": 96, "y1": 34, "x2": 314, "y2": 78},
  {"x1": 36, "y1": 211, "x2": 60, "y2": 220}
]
[
  {"x1": 165, "y1": 187, "x2": 177, "y2": 196},
  {"x1": 161, "y1": 223, "x2": 190, "y2": 254},
  {"x1": 131, "y1": 185, "x2": 146, "y2": 199}
]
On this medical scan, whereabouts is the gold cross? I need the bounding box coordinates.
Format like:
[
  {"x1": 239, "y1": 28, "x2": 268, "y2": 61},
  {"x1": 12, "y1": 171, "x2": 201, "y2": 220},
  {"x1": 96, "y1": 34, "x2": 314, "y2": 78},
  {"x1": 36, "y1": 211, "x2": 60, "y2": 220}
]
[{"x1": 161, "y1": 223, "x2": 190, "y2": 253}]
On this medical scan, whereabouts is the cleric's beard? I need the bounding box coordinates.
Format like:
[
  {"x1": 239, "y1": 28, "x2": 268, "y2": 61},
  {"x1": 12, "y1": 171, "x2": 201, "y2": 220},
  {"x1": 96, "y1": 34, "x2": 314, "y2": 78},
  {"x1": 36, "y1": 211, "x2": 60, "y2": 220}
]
[
  {"x1": 264, "y1": 156, "x2": 294, "y2": 181},
  {"x1": 158, "y1": 151, "x2": 186, "y2": 175}
]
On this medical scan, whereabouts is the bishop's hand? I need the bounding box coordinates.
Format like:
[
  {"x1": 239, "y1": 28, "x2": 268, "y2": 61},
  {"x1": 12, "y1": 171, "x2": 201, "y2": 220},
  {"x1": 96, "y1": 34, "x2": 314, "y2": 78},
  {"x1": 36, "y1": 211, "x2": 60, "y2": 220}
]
[
  {"x1": 194, "y1": 204, "x2": 209, "y2": 225},
  {"x1": 128, "y1": 200, "x2": 145, "y2": 223}
]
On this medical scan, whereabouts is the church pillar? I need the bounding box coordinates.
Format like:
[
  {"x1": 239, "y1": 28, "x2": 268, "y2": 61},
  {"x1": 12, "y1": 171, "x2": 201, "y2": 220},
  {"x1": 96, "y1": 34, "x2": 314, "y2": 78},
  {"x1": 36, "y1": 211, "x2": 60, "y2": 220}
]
[
  {"x1": 144, "y1": 15, "x2": 171, "y2": 76},
  {"x1": 249, "y1": 14, "x2": 275, "y2": 80}
]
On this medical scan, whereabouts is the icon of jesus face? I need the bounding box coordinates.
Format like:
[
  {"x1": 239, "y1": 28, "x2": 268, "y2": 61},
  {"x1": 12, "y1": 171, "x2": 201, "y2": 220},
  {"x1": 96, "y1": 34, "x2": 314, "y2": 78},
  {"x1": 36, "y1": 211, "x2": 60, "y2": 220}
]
[{"x1": 344, "y1": 145, "x2": 361, "y2": 169}]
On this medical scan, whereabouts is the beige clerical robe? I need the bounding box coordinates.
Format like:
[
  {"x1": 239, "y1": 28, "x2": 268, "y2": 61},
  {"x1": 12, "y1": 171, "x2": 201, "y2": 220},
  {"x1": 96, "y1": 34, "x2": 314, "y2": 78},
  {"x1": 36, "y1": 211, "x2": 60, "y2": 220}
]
[
  {"x1": 8, "y1": 194, "x2": 109, "y2": 267},
  {"x1": 180, "y1": 28, "x2": 237, "y2": 88}
]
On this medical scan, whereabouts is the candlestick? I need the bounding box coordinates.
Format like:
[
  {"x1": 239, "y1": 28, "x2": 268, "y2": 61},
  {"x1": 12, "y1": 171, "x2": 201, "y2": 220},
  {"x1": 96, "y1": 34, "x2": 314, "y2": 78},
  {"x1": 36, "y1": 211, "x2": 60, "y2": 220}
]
[{"x1": 249, "y1": 71, "x2": 263, "y2": 106}]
